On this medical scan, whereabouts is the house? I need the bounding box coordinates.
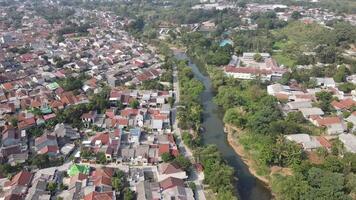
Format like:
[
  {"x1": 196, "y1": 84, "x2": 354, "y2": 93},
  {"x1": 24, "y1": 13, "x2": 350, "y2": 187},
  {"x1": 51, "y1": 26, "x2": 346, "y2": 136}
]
[
  {"x1": 90, "y1": 132, "x2": 110, "y2": 147},
  {"x1": 162, "y1": 185, "x2": 195, "y2": 200},
  {"x1": 298, "y1": 107, "x2": 324, "y2": 118},
  {"x1": 285, "y1": 134, "x2": 322, "y2": 151},
  {"x1": 2, "y1": 127, "x2": 21, "y2": 147},
  {"x1": 331, "y1": 98, "x2": 356, "y2": 111},
  {"x1": 267, "y1": 84, "x2": 290, "y2": 96},
  {"x1": 81, "y1": 111, "x2": 97, "y2": 127},
  {"x1": 129, "y1": 128, "x2": 141, "y2": 145},
  {"x1": 136, "y1": 181, "x2": 161, "y2": 200},
  {"x1": 224, "y1": 66, "x2": 272, "y2": 81},
  {"x1": 8, "y1": 153, "x2": 28, "y2": 166},
  {"x1": 3, "y1": 170, "x2": 33, "y2": 196},
  {"x1": 157, "y1": 163, "x2": 188, "y2": 181},
  {"x1": 159, "y1": 177, "x2": 185, "y2": 191},
  {"x1": 92, "y1": 167, "x2": 114, "y2": 192},
  {"x1": 54, "y1": 123, "x2": 80, "y2": 141},
  {"x1": 339, "y1": 133, "x2": 356, "y2": 153},
  {"x1": 83, "y1": 191, "x2": 115, "y2": 200},
  {"x1": 312, "y1": 116, "x2": 346, "y2": 135},
  {"x1": 287, "y1": 101, "x2": 313, "y2": 110},
  {"x1": 313, "y1": 77, "x2": 336, "y2": 88},
  {"x1": 34, "y1": 134, "x2": 59, "y2": 156}
]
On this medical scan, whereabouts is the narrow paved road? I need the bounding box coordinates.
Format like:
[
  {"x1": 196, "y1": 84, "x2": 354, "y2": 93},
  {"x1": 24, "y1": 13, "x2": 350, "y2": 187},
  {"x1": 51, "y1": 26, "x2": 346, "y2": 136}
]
[{"x1": 172, "y1": 59, "x2": 206, "y2": 200}]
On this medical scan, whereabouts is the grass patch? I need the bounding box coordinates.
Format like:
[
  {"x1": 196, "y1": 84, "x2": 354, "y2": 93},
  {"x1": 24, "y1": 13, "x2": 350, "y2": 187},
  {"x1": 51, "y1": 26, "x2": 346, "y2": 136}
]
[{"x1": 273, "y1": 52, "x2": 296, "y2": 68}]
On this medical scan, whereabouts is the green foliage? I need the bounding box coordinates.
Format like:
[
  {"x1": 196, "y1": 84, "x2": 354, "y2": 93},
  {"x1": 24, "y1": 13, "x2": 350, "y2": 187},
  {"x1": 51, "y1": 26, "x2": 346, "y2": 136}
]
[
  {"x1": 96, "y1": 152, "x2": 107, "y2": 164},
  {"x1": 57, "y1": 23, "x2": 91, "y2": 36},
  {"x1": 182, "y1": 131, "x2": 201, "y2": 148},
  {"x1": 177, "y1": 61, "x2": 204, "y2": 131},
  {"x1": 58, "y1": 76, "x2": 83, "y2": 91},
  {"x1": 129, "y1": 99, "x2": 140, "y2": 109},
  {"x1": 333, "y1": 65, "x2": 349, "y2": 82},
  {"x1": 251, "y1": 11, "x2": 287, "y2": 29},
  {"x1": 28, "y1": 125, "x2": 45, "y2": 137},
  {"x1": 112, "y1": 170, "x2": 125, "y2": 192},
  {"x1": 271, "y1": 136, "x2": 303, "y2": 167},
  {"x1": 161, "y1": 152, "x2": 174, "y2": 162},
  {"x1": 272, "y1": 173, "x2": 309, "y2": 200},
  {"x1": 123, "y1": 188, "x2": 135, "y2": 200},
  {"x1": 0, "y1": 163, "x2": 22, "y2": 178},
  {"x1": 286, "y1": 111, "x2": 306, "y2": 124},
  {"x1": 206, "y1": 45, "x2": 233, "y2": 66},
  {"x1": 173, "y1": 155, "x2": 191, "y2": 171},
  {"x1": 47, "y1": 182, "x2": 58, "y2": 193},
  {"x1": 140, "y1": 79, "x2": 164, "y2": 90},
  {"x1": 80, "y1": 148, "x2": 93, "y2": 160},
  {"x1": 31, "y1": 154, "x2": 63, "y2": 169},
  {"x1": 315, "y1": 91, "x2": 334, "y2": 113},
  {"x1": 223, "y1": 108, "x2": 247, "y2": 128},
  {"x1": 196, "y1": 145, "x2": 236, "y2": 198},
  {"x1": 56, "y1": 104, "x2": 89, "y2": 129},
  {"x1": 188, "y1": 182, "x2": 196, "y2": 191},
  {"x1": 88, "y1": 87, "x2": 110, "y2": 113},
  {"x1": 338, "y1": 82, "x2": 356, "y2": 93},
  {"x1": 291, "y1": 11, "x2": 302, "y2": 20},
  {"x1": 253, "y1": 53, "x2": 263, "y2": 62},
  {"x1": 10, "y1": 117, "x2": 18, "y2": 127}
]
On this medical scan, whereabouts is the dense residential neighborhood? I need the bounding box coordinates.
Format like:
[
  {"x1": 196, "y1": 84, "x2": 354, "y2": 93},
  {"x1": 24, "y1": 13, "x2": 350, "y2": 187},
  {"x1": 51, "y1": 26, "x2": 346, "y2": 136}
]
[
  {"x1": 0, "y1": 0, "x2": 356, "y2": 200},
  {"x1": 0, "y1": 1, "x2": 199, "y2": 200}
]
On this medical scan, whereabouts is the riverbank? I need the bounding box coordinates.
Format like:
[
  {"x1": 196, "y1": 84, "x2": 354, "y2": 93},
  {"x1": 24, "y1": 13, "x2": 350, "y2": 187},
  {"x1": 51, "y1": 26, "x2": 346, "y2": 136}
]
[{"x1": 225, "y1": 124, "x2": 271, "y2": 185}]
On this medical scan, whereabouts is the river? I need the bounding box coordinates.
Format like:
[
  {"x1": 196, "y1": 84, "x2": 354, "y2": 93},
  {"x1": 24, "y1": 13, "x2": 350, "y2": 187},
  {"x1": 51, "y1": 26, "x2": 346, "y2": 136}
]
[{"x1": 175, "y1": 52, "x2": 272, "y2": 200}]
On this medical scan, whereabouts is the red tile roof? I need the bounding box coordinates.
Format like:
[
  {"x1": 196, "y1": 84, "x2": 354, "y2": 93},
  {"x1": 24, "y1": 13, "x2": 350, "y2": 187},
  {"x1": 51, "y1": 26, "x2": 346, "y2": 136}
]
[
  {"x1": 317, "y1": 137, "x2": 332, "y2": 149},
  {"x1": 159, "y1": 144, "x2": 170, "y2": 156},
  {"x1": 121, "y1": 108, "x2": 138, "y2": 117},
  {"x1": 84, "y1": 191, "x2": 113, "y2": 200},
  {"x1": 91, "y1": 132, "x2": 110, "y2": 145},
  {"x1": 39, "y1": 145, "x2": 59, "y2": 155},
  {"x1": 331, "y1": 98, "x2": 356, "y2": 110},
  {"x1": 160, "y1": 163, "x2": 183, "y2": 174},
  {"x1": 159, "y1": 177, "x2": 184, "y2": 191},
  {"x1": 315, "y1": 117, "x2": 341, "y2": 126},
  {"x1": 5, "y1": 171, "x2": 33, "y2": 187}
]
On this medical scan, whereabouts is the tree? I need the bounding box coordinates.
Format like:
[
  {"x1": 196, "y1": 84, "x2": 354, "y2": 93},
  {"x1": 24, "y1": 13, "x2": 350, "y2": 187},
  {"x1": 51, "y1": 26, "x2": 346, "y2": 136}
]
[
  {"x1": 333, "y1": 65, "x2": 349, "y2": 83},
  {"x1": 161, "y1": 152, "x2": 174, "y2": 162},
  {"x1": 96, "y1": 152, "x2": 107, "y2": 164},
  {"x1": 173, "y1": 155, "x2": 192, "y2": 171},
  {"x1": 223, "y1": 108, "x2": 247, "y2": 128},
  {"x1": 123, "y1": 188, "x2": 135, "y2": 200},
  {"x1": 323, "y1": 155, "x2": 344, "y2": 173},
  {"x1": 188, "y1": 182, "x2": 196, "y2": 191},
  {"x1": 112, "y1": 177, "x2": 124, "y2": 192},
  {"x1": 291, "y1": 11, "x2": 302, "y2": 20},
  {"x1": 10, "y1": 117, "x2": 18, "y2": 127},
  {"x1": 47, "y1": 182, "x2": 58, "y2": 194},
  {"x1": 130, "y1": 100, "x2": 140, "y2": 109},
  {"x1": 32, "y1": 154, "x2": 50, "y2": 168},
  {"x1": 253, "y1": 53, "x2": 263, "y2": 62},
  {"x1": 272, "y1": 173, "x2": 309, "y2": 200},
  {"x1": 80, "y1": 148, "x2": 93, "y2": 160},
  {"x1": 286, "y1": 111, "x2": 306, "y2": 124},
  {"x1": 272, "y1": 136, "x2": 303, "y2": 167},
  {"x1": 315, "y1": 91, "x2": 334, "y2": 113},
  {"x1": 347, "y1": 122, "x2": 354, "y2": 131}
]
